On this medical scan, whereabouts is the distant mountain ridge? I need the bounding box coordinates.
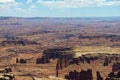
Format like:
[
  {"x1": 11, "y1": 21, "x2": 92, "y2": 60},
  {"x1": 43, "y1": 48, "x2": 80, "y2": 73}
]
[{"x1": 0, "y1": 16, "x2": 120, "y2": 35}]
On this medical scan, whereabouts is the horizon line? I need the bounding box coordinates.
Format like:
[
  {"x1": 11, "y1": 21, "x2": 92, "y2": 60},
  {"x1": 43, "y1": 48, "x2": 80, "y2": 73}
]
[{"x1": 0, "y1": 16, "x2": 120, "y2": 18}]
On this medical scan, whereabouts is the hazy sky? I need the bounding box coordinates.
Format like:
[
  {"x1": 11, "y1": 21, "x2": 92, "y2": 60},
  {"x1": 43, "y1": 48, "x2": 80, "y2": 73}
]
[{"x1": 0, "y1": 0, "x2": 120, "y2": 17}]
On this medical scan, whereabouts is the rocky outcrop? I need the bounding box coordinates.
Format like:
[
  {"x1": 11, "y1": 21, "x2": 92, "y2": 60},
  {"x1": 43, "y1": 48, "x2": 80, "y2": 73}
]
[
  {"x1": 16, "y1": 58, "x2": 26, "y2": 64},
  {"x1": 79, "y1": 34, "x2": 120, "y2": 42},
  {"x1": 0, "y1": 67, "x2": 14, "y2": 80},
  {"x1": 106, "y1": 71, "x2": 120, "y2": 80},
  {"x1": 0, "y1": 36, "x2": 40, "y2": 46},
  {"x1": 96, "y1": 71, "x2": 103, "y2": 80},
  {"x1": 65, "y1": 69, "x2": 93, "y2": 80},
  {"x1": 103, "y1": 56, "x2": 109, "y2": 66},
  {"x1": 112, "y1": 62, "x2": 120, "y2": 72},
  {"x1": 1, "y1": 39, "x2": 39, "y2": 46},
  {"x1": 36, "y1": 56, "x2": 50, "y2": 64},
  {"x1": 36, "y1": 47, "x2": 72, "y2": 64}
]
